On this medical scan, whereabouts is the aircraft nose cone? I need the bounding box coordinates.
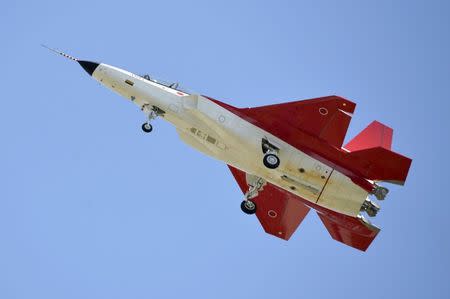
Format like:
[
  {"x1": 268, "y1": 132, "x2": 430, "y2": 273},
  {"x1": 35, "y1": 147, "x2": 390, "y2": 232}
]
[{"x1": 78, "y1": 60, "x2": 99, "y2": 76}]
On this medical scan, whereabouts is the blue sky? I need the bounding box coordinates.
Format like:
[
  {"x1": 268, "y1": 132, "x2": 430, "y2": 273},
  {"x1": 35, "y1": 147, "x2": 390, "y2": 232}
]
[{"x1": 1, "y1": 1, "x2": 449, "y2": 298}]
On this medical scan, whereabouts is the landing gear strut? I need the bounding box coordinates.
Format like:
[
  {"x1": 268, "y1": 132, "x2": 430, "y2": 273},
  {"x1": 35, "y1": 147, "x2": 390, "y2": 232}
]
[
  {"x1": 141, "y1": 104, "x2": 165, "y2": 133},
  {"x1": 261, "y1": 138, "x2": 280, "y2": 169},
  {"x1": 241, "y1": 175, "x2": 266, "y2": 215}
]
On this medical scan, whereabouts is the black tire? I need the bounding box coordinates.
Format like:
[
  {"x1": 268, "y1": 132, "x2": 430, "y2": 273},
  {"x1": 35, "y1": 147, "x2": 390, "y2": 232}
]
[
  {"x1": 263, "y1": 153, "x2": 280, "y2": 169},
  {"x1": 241, "y1": 200, "x2": 257, "y2": 215},
  {"x1": 142, "y1": 123, "x2": 153, "y2": 133}
]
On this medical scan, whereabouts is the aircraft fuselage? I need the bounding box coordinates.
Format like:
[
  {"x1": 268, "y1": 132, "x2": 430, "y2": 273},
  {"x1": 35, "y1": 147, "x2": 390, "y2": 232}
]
[{"x1": 92, "y1": 63, "x2": 369, "y2": 217}]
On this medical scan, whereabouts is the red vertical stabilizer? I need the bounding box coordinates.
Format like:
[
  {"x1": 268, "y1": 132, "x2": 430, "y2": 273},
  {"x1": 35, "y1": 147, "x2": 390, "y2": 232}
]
[{"x1": 345, "y1": 121, "x2": 393, "y2": 151}]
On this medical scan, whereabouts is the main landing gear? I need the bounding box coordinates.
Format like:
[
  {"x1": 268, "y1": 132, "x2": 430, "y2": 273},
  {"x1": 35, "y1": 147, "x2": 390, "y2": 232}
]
[
  {"x1": 141, "y1": 104, "x2": 165, "y2": 133},
  {"x1": 241, "y1": 200, "x2": 257, "y2": 215},
  {"x1": 240, "y1": 176, "x2": 266, "y2": 215},
  {"x1": 262, "y1": 138, "x2": 280, "y2": 169},
  {"x1": 263, "y1": 153, "x2": 280, "y2": 169}
]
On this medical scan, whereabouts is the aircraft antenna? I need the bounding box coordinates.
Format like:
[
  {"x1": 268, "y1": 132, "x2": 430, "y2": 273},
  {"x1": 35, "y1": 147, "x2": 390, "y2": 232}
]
[{"x1": 41, "y1": 44, "x2": 79, "y2": 61}]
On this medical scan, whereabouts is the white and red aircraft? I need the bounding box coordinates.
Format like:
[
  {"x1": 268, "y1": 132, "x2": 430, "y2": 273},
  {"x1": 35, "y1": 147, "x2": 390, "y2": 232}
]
[{"x1": 48, "y1": 48, "x2": 412, "y2": 251}]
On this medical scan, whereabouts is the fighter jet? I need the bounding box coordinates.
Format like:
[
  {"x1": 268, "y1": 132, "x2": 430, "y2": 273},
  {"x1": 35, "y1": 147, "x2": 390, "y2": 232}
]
[{"x1": 47, "y1": 47, "x2": 412, "y2": 251}]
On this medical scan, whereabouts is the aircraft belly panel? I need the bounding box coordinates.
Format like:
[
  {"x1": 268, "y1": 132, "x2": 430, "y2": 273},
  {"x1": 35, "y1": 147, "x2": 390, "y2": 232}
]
[
  {"x1": 179, "y1": 96, "x2": 369, "y2": 217},
  {"x1": 283, "y1": 151, "x2": 332, "y2": 201},
  {"x1": 176, "y1": 128, "x2": 219, "y2": 158},
  {"x1": 317, "y1": 171, "x2": 368, "y2": 216},
  {"x1": 184, "y1": 96, "x2": 263, "y2": 166},
  {"x1": 175, "y1": 103, "x2": 253, "y2": 166}
]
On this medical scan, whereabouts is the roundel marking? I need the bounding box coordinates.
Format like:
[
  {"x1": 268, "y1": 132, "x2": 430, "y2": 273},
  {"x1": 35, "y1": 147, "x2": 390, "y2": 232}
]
[
  {"x1": 268, "y1": 210, "x2": 278, "y2": 218},
  {"x1": 218, "y1": 115, "x2": 226, "y2": 123},
  {"x1": 319, "y1": 107, "x2": 328, "y2": 115}
]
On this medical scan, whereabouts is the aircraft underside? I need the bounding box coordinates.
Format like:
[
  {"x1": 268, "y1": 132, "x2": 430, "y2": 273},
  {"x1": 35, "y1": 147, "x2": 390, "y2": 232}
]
[
  {"x1": 138, "y1": 94, "x2": 385, "y2": 250},
  {"x1": 46, "y1": 48, "x2": 411, "y2": 251},
  {"x1": 94, "y1": 65, "x2": 409, "y2": 251},
  {"x1": 172, "y1": 95, "x2": 370, "y2": 218}
]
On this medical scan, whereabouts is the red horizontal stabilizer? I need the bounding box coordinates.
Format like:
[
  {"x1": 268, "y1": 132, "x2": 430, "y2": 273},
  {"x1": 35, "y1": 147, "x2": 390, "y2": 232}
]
[
  {"x1": 345, "y1": 121, "x2": 393, "y2": 151},
  {"x1": 348, "y1": 147, "x2": 412, "y2": 184},
  {"x1": 317, "y1": 212, "x2": 380, "y2": 251},
  {"x1": 228, "y1": 165, "x2": 310, "y2": 240}
]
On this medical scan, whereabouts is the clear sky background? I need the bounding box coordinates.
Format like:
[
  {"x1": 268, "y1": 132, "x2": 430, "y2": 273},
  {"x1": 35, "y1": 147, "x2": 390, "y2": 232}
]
[{"x1": 1, "y1": 1, "x2": 449, "y2": 298}]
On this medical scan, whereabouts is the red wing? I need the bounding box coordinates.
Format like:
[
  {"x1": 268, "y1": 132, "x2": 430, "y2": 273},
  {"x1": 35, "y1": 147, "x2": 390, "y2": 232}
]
[
  {"x1": 228, "y1": 165, "x2": 310, "y2": 240},
  {"x1": 238, "y1": 96, "x2": 356, "y2": 148},
  {"x1": 317, "y1": 212, "x2": 380, "y2": 251}
]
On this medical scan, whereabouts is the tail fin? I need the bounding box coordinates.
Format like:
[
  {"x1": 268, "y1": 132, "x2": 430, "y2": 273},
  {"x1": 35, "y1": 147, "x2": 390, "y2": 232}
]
[{"x1": 345, "y1": 121, "x2": 393, "y2": 151}]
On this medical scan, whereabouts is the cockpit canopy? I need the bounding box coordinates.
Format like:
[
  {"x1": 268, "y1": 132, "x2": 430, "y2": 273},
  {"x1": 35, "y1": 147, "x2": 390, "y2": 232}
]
[{"x1": 140, "y1": 74, "x2": 189, "y2": 93}]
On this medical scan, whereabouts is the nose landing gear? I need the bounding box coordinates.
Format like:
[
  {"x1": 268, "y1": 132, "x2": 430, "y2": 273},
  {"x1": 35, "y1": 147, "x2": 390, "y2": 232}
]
[
  {"x1": 141, "y1": 122, "x2": 153, "y2": 133},
  {"x1": 141, "y1": 104, "x2": 165, "y2": 133}
]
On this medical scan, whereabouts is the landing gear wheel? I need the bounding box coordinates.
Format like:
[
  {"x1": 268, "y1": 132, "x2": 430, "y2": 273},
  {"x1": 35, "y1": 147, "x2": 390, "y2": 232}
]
[
  {"x1": 263, "y1": 153, "x2": 280, "y2": 169},
  {"x1": 241, "y1": 200, "x2": 257, "y2": 215},
  {"x1": 141, "y1": 123, "x2": 153, "y2": 133}
]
